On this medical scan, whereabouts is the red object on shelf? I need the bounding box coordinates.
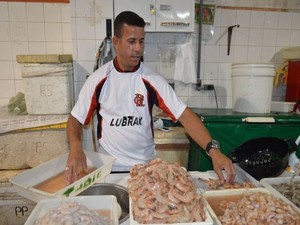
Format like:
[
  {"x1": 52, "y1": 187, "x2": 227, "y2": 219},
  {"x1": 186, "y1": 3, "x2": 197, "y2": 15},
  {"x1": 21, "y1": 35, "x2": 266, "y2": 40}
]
[{"x1": 286, "y1": 61, "x2": 300, "y2": 102}]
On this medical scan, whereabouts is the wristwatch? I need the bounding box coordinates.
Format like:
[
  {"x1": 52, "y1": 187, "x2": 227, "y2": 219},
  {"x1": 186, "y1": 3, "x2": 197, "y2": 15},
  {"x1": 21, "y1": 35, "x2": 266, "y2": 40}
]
[{"x1": 205, "y1": 140, "x2": 220, "y2": 156}]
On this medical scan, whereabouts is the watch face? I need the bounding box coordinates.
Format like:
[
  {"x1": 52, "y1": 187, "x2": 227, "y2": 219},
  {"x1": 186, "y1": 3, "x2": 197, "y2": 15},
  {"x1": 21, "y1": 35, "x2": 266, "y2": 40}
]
[{"x1": 211, "y1": 140, "x2": 220, "y2": 148}]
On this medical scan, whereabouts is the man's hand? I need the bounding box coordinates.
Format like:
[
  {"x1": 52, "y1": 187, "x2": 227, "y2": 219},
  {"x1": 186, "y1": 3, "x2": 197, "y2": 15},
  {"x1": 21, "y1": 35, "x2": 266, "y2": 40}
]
[
  {"x1": 210, "y1": 148, "x2": 236, "y2": 184},
  {"x1": 64, "y1": 148, "x2": 88, "y2": 185}
]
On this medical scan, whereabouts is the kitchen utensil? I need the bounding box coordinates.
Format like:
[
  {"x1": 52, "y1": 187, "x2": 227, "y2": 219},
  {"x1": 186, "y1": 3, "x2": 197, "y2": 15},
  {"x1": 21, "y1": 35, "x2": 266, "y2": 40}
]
[
  {"x1": 230, "y1": 137, "x2": 297, "y2": 180},
  {"x1": 79, "y1": 183, "x2": 129, "y2": 224}
]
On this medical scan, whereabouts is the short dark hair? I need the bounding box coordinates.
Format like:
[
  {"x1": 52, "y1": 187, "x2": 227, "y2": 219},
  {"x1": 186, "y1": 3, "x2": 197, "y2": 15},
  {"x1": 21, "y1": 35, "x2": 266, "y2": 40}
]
[{"x1": 114, "y1": 11, "x2": 145, "y2": 37}]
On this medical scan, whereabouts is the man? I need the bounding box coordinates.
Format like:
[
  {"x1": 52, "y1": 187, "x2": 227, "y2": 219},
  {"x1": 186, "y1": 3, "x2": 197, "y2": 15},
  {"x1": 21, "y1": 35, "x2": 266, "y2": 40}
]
[{"x1": 65, "y1": 11, "x2": 235, "y2": 184}]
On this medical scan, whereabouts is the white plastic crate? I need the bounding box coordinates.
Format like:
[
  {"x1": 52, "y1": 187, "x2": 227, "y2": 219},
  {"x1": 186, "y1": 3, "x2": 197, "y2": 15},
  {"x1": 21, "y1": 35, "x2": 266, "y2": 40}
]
[
  {"x1": 189, "y1": 163, "x2": 260, "y2": 193},
  {"x1": 129, "y1": 198, "x2": 214, "y2": 225},
  {"x1": 24, "y1": 195, "x2": 121, "y2": 225},
  {"x1": 21, "y1": 62, "x2": 74, "y2": 115},
  {"x1": 260, "y1": 176, "x2": 300, "y2": 212},
  {"x1": 9, "y1": 152, "x2": 115, "y2": 203}
]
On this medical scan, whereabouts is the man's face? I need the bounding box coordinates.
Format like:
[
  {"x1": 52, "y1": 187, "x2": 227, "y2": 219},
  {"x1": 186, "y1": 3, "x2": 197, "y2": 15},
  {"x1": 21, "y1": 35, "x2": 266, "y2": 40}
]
[{"x1": 113, "y1": 24, "x2": 145, "y2": 71}]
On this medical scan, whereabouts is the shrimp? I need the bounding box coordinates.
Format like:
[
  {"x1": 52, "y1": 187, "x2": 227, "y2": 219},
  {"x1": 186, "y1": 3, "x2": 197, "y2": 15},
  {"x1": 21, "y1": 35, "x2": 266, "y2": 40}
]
[{"x1": 128, "y1": 158, "x2": 207, "y2": 224}]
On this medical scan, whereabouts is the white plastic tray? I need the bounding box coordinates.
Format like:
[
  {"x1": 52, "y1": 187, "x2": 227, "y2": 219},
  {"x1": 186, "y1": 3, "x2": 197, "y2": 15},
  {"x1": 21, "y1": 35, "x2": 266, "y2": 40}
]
[
  {"x1": 10, "y1": 151, "x2": 115, "y2": 202},
  {"x1": 129, "y1": 198, "x2": 213, "y2": 225},
  {"x1": 260, "y1": 176, "x2": 300, "y2": 212},
  {"x1": 24, "y1": 195, "x2": 121, "y2": 225},
  {"x1": 189, "y1": 163, "x2": 260, "y2": 193},
  {"x1": 203, "y1": 188, "x2": 271, "y2": 225}
]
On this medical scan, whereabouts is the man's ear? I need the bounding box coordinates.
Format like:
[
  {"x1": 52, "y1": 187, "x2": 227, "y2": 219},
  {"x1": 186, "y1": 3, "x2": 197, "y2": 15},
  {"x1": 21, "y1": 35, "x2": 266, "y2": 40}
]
[{"x1": 113, "y1": 36, "x2": 119, "y2": 49}]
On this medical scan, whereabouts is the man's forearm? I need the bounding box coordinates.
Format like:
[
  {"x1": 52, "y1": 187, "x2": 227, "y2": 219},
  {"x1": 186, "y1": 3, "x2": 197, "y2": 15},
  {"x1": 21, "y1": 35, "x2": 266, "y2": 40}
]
[
  {"x1": 66, "y1": 115, "x2": 83, "y2": 151},
  {"x1": 178, "y1": 107, "x2": 212, "y2": 150}
]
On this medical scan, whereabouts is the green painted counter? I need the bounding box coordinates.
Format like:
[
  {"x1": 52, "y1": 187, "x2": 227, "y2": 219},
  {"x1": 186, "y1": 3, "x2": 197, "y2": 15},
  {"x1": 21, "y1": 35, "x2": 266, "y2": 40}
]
[{"x1": 188, "y1": 108, "x2": 300, "y2": 171}]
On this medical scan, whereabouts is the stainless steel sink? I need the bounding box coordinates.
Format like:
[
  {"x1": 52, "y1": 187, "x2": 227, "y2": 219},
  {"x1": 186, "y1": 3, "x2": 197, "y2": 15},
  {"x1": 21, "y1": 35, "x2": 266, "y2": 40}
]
[{"x1": 79, "y1": 183, "x2": 129, "y2": 223}]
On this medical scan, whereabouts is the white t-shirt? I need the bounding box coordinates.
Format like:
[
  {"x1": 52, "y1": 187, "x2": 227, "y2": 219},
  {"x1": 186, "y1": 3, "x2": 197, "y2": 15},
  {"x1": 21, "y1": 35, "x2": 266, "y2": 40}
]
[{"x1": 71, "y1": 59, "x2": 187, "y2": 170}]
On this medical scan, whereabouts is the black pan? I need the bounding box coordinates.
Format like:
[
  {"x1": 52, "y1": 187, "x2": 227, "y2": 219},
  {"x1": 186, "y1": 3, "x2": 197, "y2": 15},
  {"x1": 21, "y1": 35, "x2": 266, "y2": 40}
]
[{"x1": 230, "y1": 137, "x2": 297, "y2": 180}]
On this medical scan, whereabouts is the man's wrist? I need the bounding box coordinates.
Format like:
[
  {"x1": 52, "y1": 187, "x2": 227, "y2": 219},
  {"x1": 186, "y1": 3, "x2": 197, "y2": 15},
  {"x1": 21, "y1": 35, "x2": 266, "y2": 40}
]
[{"x1": 205, "y1": 140, "x2": 220, "y2": 156}]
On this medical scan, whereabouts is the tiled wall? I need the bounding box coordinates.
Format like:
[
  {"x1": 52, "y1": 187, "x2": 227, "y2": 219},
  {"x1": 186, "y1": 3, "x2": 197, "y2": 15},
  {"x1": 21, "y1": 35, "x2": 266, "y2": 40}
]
[
  {"x1": 0, "y1": 1, "x2": 72, "y2": 106},
  {"x1": 70, "y1": 0, "x2": 300, "y2": 110}
]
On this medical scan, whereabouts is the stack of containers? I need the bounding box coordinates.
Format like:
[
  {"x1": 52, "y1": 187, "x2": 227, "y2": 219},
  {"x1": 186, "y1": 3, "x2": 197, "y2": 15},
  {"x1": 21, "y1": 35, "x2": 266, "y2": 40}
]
[{"x1": 0, "y1": 54, "x2": 74, "y2": 225}]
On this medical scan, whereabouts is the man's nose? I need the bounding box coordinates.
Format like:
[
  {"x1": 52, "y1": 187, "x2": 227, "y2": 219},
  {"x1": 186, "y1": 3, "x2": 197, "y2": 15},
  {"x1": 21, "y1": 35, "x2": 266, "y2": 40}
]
[{"x1": 134, "y1": 42, "x2": 143, "y2": 52}]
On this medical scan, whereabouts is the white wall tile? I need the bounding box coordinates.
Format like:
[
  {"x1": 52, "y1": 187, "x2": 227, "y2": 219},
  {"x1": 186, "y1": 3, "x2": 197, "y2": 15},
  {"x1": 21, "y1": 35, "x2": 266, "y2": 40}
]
[
  {"x1": 204, "y1": 45, "x2": 219, "y2": 62},
  {"x1": 187, "y1": 96, "x2": 203, "y2": 108},
  {"x1": 45, "y1": 23, "x2": 63, "y2": 41},
  {"x1": 291, "y1": 12, "x2": 300, "y2": 29},
  {"x1": 28, "y1": 23, "x2": 45, "y2": 42},
  {"x1": 278, "y1": 12, "x2": 292, "y2": 30},
  {"x1": 12, "y1": 61, "x2": 22, "y2": 79},
  {"x1": 233, "y1": 45, "x2": 248, "y2": 63},
  {"x1": 10, "y1": 22, "x2": 28, "y2": 42},
  {"x1": 235, "y1": 28, "x2": 249, "y2": 45},
  {"x1": 62, "y1": 4, "x2": 71, "y2": 23},
  {"x1": 261, "y1": 46, "x2": 276, "y2": 62},
  {"x1": 63, "y1": 42, "x2": 73, "y2": 54},
  {"x1": 290, "y1": 30, "x2": 300, "y2": 46},
  {"x1": 62, "y1": 23, "x2": 72, "y2": 42},
  {"x1": 74, "y1": 0, "x2": 95, "y2": 17},
  {"x1": 46, "y1": 42, "x2": 63, "y2": 54},
  {"x1": 0, "y1": 42, "x2": 12, "y2": 61},
  {"x1": 219, "y1": 45, "x2": 234, "y2": 63},
  {"x1": 95, "y1": 0, "x2": 113, "y2": 18},
  {"x1": 217, "y1": 79, "x2": 232, "y2": 97},
  {"x1": 0, "y1": 98, "x2": 9, "y2": 107},
  {"x1": 263, "y1": 29, "x2": 277, "y2": 46},
  {"x1": 77, "y1": 39, "x2": 96, "y2": 61},
  {"x1": 202, "y1": 95, "x2": 218, "y2": 108},
  {"x1": 144, "y1": 43, "x2": 159, "y2": 61},
  {"x1": 11, "y1": 42, "x2": 29, "y2": 61},
  {"x1": 8, "y1": 2, "x2": 26, "y2": 22},
  {"x1": 0, "y1": 80, "x2": 15, "y2": 98},
  {"x1": 247, "y1": 46, "x2": 262, "y2": 63},
  {"x1": 264, "y1": 11, "x2": 279, "y2": 29},
  {"x1": 248, "y1": 28, "x2": 263, "y2": 46},
  {"x1": 29, "y1": 42, "x2": 46, "y2": 54},
  {"x1": 95, "y1": 18, "x2": 107, "y2": 40},
  {"x1": 204, "y1": 62, "x2": 219, "y2": 80},
  {"x1": 276, "y1": 29, "x2": 290, "y2": 47},
  {"x1": 76, "y1": 18, "x2": 96, "y2": 40},
  {"x1": 218, "y1": 63, "x2": 232, "y2": 79},
  {"x1": 0, "y1": 22, "x2": 10, "y2": 41},
  {"x1": 0, "y1": 61, "x2": 14, "y2": 79},
  {"x1": 217, "y1": 96, "x2": 232, "y2": 109},
  {"x1": 250, "y1": 11, "x2": 265, "y2": 28},
  {"x1": 236, "y1": 10, "x2": 250, "y2": 28},
  {"x1": 26, "y1": 3, "x2": 44, "y2": 22},
  {"x1": 44, "y1": 4, "x2": 62, "y2": 22},
  {"x1": 14, "y1": 79, "x2": 24, "y2": 93},
  {"x1": 221, "y1": 9, "x2": 237, "y2": 27},
  {"x1": 0, "y1": 2, "x2": 9, "y2": 21}
]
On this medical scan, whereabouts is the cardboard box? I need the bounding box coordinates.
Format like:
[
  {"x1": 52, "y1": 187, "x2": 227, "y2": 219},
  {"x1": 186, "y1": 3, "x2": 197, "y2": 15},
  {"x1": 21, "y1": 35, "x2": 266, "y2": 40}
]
[
  {"x1": 10, "y1": 152, "x2": 115, "y2": 203},
  {"x1": 24, "y1": 195, "x2": 120, "y2": 225}
]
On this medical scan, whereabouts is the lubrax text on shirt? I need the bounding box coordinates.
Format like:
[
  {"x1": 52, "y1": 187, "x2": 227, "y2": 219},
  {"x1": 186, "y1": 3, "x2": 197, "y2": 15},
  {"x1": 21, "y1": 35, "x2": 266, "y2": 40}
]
[{"x1": 110, "y1": 116, "x2": 143, "y2": 126}]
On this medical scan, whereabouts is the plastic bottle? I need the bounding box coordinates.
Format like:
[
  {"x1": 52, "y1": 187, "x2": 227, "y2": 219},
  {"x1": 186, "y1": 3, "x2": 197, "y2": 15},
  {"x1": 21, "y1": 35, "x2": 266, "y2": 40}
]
[
  {"x1": 288, "y1": 152, "x2": 300, "y2": 173},
  {"x1": 288, "y1": 135, "x2": 300, "y2": 173}
]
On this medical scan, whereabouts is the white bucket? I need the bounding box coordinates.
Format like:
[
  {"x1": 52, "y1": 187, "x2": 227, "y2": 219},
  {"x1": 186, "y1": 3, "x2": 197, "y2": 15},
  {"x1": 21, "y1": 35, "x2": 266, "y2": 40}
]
[{"x1": 232, "y1": 63, "x2": 275, "y2": 113}]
